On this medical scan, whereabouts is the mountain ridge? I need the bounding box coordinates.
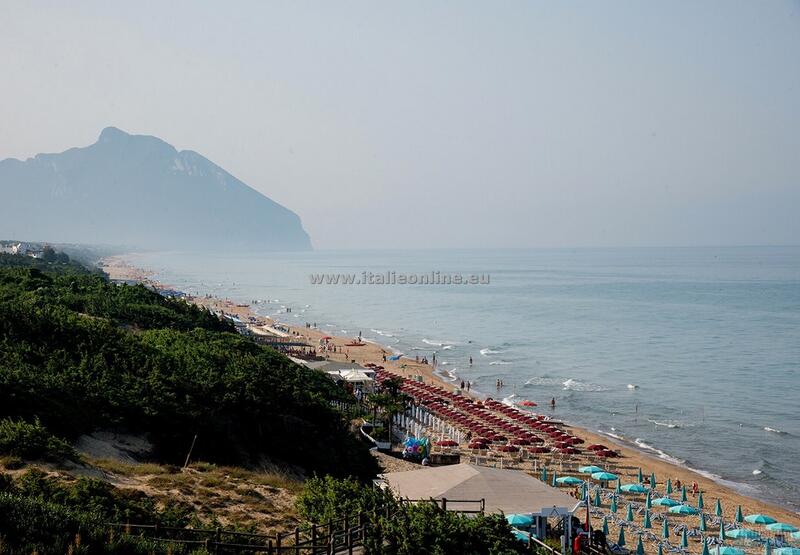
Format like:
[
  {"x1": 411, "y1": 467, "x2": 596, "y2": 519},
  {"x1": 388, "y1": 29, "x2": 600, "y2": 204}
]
[{"x1": 0, "y1": 127, "x2": 313, "y2": 251}]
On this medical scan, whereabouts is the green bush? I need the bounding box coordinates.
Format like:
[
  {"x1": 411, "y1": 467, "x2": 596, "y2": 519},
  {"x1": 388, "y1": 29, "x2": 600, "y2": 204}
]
[{"x1": 0, "y1": 417, "x2": 77, "y2": 462}]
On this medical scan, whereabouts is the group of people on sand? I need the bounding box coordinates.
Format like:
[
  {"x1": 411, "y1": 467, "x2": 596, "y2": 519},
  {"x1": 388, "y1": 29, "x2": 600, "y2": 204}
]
[{"x1": 460, "y1": 380, "x2": 472, "y2": 392}]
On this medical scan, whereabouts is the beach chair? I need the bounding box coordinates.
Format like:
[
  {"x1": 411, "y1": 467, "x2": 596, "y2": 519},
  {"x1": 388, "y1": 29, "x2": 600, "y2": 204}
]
[{"x1": 608, "y1": 543, "x2": 630, "y2": 555}]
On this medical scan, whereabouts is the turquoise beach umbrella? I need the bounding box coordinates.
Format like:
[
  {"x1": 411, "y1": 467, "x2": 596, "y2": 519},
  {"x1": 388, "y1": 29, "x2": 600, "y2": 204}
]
[
  {"x1": 512, "y1": 529, "x2": 530, "y2": 543},
  {"x1": 698, "y1": 492, "x2": 704, "y2": 510},
  {"x1": 507, "y1": 514, "x2": 533, "y2": 527},
  {"x1": 622, "y1": 483, "x2": 648, "y2": 494},
  {"x1": 594, "y1": 488, "x2": 602, "y2": 506},
  {"x1": 681, "y1": 528, "x2": 689, "y2": 548},
  {"x1": 700, "y1": 513, "x2": 707, "y2": 532},
  {"x1": 735, "y1": 505, "x2": 743, "y2": 523},
  {"x1": 593, "y1": 472, "x2": 619, "y2": 482},
  {"x1": 658, "y1": 543, "x2": 664, "y2": 555},
  {"x1": 702, "y1": 541, "x2": 711, "y2": 555},
  {"x1": 626, "y1": 504, "x2": 635, "y2": 522},
  {"x1": 637, "y1": 467, "x2": 643, "y2": 482},
  {"x1": 556, "y1": 476, "x2": 583, "y2": 486},
  {"x1": 611, "y1": 496, "x2": 618, "y2": 513},
  {"x1": 709, "y1": 547, "x2": 745, "y2": 555},
  {"x1": 580, "y1": 465, "x2": 604, "y2": 474},
  {"x1": 643, "y1": 510, "x2": 652, "y2": 529},
  {"x1": 791, "y1": 531, "x2": 800, "y2": 540},
  {"x1": 767, "y1": 523, "x2": 799, "y2": 533},
  {"x1": 681, "y1": 485, "x2": 687, "y2": 502},
  {"x1": 636, "y1": 534, "x2": 645, "y2": 555},
  {"x1": 774, "y1": 549, "x2": 800, "y2": 555},
  {"x1": 603, "y1": 517, "x2": 609, "y2": 536},
  {"x1": 715, "y1": 499, "x2": 723, "y2": 517},
  {"x1": 618, "y1": 526, "x2": 626, "y2": 547},
  {"x1": 650, "y1": 472, "x2": 657, "y2": 489},
  {"x1": 669, "y1": 504, "x2": 700, "y2": 515},
  {"x1": 727, "y1": 529, "x2": 760, "y2": 540},
  {"x1": 551, "y1": 470, "x2": 557, "y2": 487},
  {"x1": 645, "y1": 490, "x2": 652, "y2": 509},
  {"x1": 653, "y1": 497, "x2": 680, "y2": 507},
  {"x1": 745, "y1": 514, "x2": 776, "y2": 525},
  {"x1": 662, "y1": 519, "x2": 670, "y2": 539},
  {"x1": 541, "y1": 466, "x2": 548, "y2": 482},
  {"x1": 666, "y1": 478, "x2": 673, "y2": 495},
  {"x1": 582, "y1": 482, "x2": 588, "y2": 500},
  {"x1": 765, "y1": 543, "x2": 772, "y2": 555},
  {"x1": 720, "y1": 521, "x2": 727, "y2": 541},
  {"x1": 616, "y1": 481, "x2": 622, "y2": 494}
]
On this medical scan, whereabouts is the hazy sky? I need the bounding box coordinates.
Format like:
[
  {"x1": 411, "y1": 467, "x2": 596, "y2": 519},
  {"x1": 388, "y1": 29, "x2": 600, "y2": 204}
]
[{"x1": 2, "y1": 1, "x2": 799, "y2": 249}]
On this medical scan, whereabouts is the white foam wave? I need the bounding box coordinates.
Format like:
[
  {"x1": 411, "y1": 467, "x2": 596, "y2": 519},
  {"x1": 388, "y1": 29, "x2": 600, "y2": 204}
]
[
  {"x1": 752, "y1": 469, "x2": 763, "y2": 475},
  {"x1": 442, "y1": 345, "x2": 453, "y2": 350},
  {"x1": 627, "y1": 384, "x2": 639, "y2": 390},
  {"x1": 489, "y1": 361, "x2": 512, "y2": 365},
  {"x1": 480, "y1": 348, "x2": 500, "y2": 356},
  {"x1": 633, "y1": 438, "x2": 685, "y2": 465},
  {"x1": 561, "y1": 378, "x2": 610, "y2": 392},
  {"x1": 598, "y1": 429, "x2": 625, "y2": 441},
  {"x1": 764, "y1": 427, "x2": 785, "y2": 434},
  {"x1": 648, "y1": 419, "x2": 681, "y2": 429}
]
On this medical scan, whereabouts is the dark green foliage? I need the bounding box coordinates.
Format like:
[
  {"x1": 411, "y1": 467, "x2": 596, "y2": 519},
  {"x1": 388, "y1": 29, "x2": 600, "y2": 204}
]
[
  {"x1": 0, "y1": 254, "x2": 379, "y2": 479},
  {"x1": 0, "y1": 469, "x2": 192, "y2": 554},
  {"x1": 296, "y1": 476, "x2": 527, "y2": 555},
  {"x1": 0, "y1": 417, "x2": 77, "y2": 462}
]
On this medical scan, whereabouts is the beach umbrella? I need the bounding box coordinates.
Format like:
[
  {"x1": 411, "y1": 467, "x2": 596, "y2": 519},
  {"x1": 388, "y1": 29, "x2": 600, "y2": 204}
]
[
  {"x1": 645, "y1": 490, "x2": 652, "y2": 509},
  {"x1": 637, "y1": 467, "x2": 643, "y2": 482},
  {"x1": 636, "y1": 534, "x2": 645, "y2": 555},
  {"x1": 507, "y1": 514, "x2": 533, "y2": 527},
  {"x1": 594, "y1": 488, "x2": 602, "y2": 506},
  {"x1": 580, "y1": 465, "x2": 604, "y2": 474},
  {"x1": 666, "y1": 478, "x2": 673, "y2": 495},
  {"x1": 650, "y1": 472, "x2": 657, "y2": 489},
  {"x1": 767, "y1": 523, "x2": 799, "y2": 533},
  {"x1": 541, "y1": 466, "x2": 548, "y2": 482},
  {"x1": 681, "y1": 485, "x2": 688, "y2": 502},
  {"x1": 681, "y1": 528, "x2": 689, "y2": 548},
  {"x1": 720, "y1": 521, "x2": 727, "y2": 541},
  {"x1": 715, "y1": 499, "x2": 723, "y2": 517},
  {"x1": 611, "y1": 496, "x2": 618, "y2": 514},
  {"x1": 622, "y1": 483, "x2": 648, "y2": 493},
  {"x1": 709, "y1": 547, "x2": 745, "y2": 555},
  {"x1": 592, "y1": 471, "x2": 619, "y2": 482},
  {"x1": 702, "y1": 541, "x2": 711, "y2": 555},
  {"x1": 727, "y1": 529, "x2": 760, "y2": 540},
  {"x1": 700, "y1": 513, "x2": 707, "y2": 532},
  {"x1": 653, "y1": 497, "x2": 680, "y2": 507},
  {"x1": 698, "y1": 492, "x2": 704, "y2": 510},
  {"x1": 669, "y1": 504, "x2": 700, "y2": 515},
  {"x1": 745, "y1": 514, "x2": 776, "y2": 525},
  {"x1": 735, "y1": 505, "x2": 743, "y2": 523},
  {"x1": 658, "y1": 543, "x2": 664, "y2": 555},
  {"x1": 556, "y1": 476, "x2": 583, "y2": 486},
  {"x1": 791, "y1": 531, "x2": 800, "y2": 540},
  {"x1": 615, "y1": 481, "x2": 622, "y2": 494},
  {"x1": 643, "y1": 510, "x2": 652, "y2": 529},
  {"x1": 582, "y1": 482, "x2": 588, "y2": 500},
  {"x1": 765, "y1": 543, "x2": 772, "y2": 555},
  {"x1": 662, "y1": 519, "x2": 670, "y2": 539},
  {"x1": 551, "y1": 470, "x2": 557, "y2": 487},
  {"x1": 603, "y1": 517, "x2": 609, "y2": 536},
  {"x1": 774, "y1": 549, "x2": 800, "y2": 555},
  {"x1": 512, "y1": 529, "x2": 530, "y2": 543},
  {"x1": 618, "y1": 526, "x2": 626, "y2": 547},
  {"x1": 626, "y1": 504, "x2": 635, "y2": 522}
]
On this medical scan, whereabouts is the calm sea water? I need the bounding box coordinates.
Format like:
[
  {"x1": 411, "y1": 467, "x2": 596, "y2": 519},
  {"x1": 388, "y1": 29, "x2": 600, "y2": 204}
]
[{"x1": 129, "y1": 247, "x2": 800, "y2": 512}]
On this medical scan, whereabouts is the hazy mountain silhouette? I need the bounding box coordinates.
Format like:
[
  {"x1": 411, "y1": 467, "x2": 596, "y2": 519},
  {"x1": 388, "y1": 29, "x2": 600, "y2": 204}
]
[{"x1": 0, "y1": 127, "x2": 312, "y2": 250}]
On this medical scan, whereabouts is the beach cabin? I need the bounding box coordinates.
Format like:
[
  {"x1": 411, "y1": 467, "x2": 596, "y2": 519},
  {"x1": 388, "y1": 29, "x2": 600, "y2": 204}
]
[{"x1": 376, "y1": 463, "x2": 580, "y2": 548}]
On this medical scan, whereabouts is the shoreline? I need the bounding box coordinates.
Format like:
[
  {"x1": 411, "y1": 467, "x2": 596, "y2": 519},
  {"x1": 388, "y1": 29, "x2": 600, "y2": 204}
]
[{"x1": 100, "y1": 255, "x2": 800, "y2": 535}]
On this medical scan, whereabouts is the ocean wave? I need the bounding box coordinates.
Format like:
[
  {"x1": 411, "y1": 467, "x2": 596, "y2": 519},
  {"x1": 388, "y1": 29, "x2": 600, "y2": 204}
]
[
  {"x1": 480, "y1": 348, "x2": 501, "y2": 356},
  {"x1": 627, "y1": 384, "x2": 639, "y2": 390},
  {"x1": 561, "y1": 378, "x2": 609, "y2": 392},
  {"x1": 434, "y1": 367, "x2": 459, "y2": 383},
  {"x1": 423, "y1": 339, "x2": 454, "y2": 349},
  {"x1": 489, "y1": 361, "x2": 512, "y2": 365},
  {"x1": 524, "y1": 376, "x2": 562, "y2": 387},
  {"x1": 633, "y1": 438, "x2": 686, "y2": 465},
  {"x1": 763, "y1": 426, "x2": 786, "y2": 434},
  {"x1": 502, "y1": 394, "x2": 517, "y2": 406},
  {"x1": 442, "y1": 345, "x2": 453, "y2": 350},
  {"x1": 648, "y1": 419, "x2": 681, "y2": 429}
]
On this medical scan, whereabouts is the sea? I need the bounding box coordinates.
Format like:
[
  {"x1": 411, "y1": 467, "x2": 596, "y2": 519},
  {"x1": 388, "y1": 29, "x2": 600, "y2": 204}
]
[{"x1": 126, "y1": 246, "x2": 800, "y2": 512}]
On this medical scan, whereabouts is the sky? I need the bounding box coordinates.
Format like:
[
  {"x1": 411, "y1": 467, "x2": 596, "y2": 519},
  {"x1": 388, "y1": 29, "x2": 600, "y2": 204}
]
[{"x1": 1, "y1": 1, "x2": 799, "y2": 250}]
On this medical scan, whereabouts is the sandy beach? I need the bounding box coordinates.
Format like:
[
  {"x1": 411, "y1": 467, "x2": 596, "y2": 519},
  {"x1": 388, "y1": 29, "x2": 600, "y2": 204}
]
[{"x1": 101, "y1": 255, "x2": 800, "y2": 553}]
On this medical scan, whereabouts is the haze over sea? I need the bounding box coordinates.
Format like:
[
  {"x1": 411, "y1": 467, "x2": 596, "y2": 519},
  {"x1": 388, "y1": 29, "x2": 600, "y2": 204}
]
[{"x1": 130, "y1": 246, "x2": 800, "y2": 512}]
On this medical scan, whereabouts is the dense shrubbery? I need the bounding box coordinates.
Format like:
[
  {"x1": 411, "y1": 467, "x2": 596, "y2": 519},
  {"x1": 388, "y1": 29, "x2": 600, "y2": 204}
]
[
  {"x1": 297, "y1": 476, "x2": 527, "y2": 555},
  {"x1": 0, "y1": 255, "x2": 379, "y2": 478},
  {"x1": 0, "y1": 417, "x2": 77, "y2": 462},
  {"x1": 0, "y1": 469, "x2": 192, "y2": 554}
]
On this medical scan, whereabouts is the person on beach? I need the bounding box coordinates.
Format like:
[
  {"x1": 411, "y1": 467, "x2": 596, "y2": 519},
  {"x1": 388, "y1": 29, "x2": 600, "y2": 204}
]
[
  {"x1": 469, "y1": 356, "x2": 473, "y2": 365},
  {"x1": 460, "y1": 380, "x2": 465, "y2": 390},
  {"x1": 466, "y1": 381, "x2": 471, "y2": 392},
  {"x1": 550, "y1": 397, "x2": 556, "y2": 408}
]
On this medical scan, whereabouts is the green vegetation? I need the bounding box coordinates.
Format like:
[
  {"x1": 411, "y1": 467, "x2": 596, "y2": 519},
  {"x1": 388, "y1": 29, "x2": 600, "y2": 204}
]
[
  {"x1": 0, "y1": 417, "x2": 77, "y2": 462},
  {"x1": 297, "y1": 476, "x2": 527, "y2": 555},
  {"x1": 0, "y1": 253, "x2": 379, "y2": 478}
]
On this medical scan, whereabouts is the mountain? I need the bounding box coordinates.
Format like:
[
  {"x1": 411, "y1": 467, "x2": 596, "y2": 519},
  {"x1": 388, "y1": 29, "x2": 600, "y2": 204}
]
[{"x1": 0, "y1": 127, "x2": 312, "y2": 250}]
